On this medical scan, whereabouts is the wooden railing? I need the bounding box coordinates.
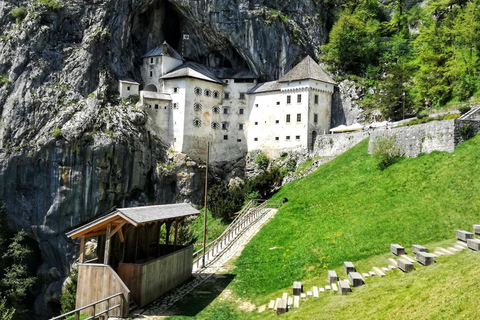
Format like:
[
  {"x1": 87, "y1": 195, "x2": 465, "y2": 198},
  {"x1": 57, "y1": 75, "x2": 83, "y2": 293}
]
[
  {"x1": 192, "y1": 199, "x2": 279, "y2": 270},
  {"x1": 49, "y1": 292, "x2": 125, "y2": 320}
]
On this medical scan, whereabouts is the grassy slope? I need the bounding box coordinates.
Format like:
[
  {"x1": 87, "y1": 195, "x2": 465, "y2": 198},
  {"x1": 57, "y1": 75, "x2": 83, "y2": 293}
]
[{"x1": 167, "y1": 134, "x2": 480, "y2": 319}]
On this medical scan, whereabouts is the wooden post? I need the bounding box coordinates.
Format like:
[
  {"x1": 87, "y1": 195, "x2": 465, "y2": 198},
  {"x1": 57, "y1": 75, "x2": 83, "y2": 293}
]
[
  {"x1": 79, "y1": 236, "x2": 86, "y2": 263},
  {"x1": 166, "y1": 221, "x2": 172, "y2": 246},
  {"x1": 202, "y1": 142, "x2": 210, "y2": 268},
  {"x1": 174, "y1": 218, "x2": 179, "y2": 251},
  {"x1": 104, "y1": 223, "x2": 112, "y2": 265}
]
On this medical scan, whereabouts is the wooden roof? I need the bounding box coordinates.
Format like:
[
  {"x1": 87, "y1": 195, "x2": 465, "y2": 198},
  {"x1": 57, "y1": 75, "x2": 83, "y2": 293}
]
[{"x1": 66, "y1": 203, "x2": 200, "y2": 239}]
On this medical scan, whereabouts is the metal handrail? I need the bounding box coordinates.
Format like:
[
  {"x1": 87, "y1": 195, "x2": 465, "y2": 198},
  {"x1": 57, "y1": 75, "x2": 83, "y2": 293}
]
[{"x1": 50, "y1": 292, "x2": 124, "y2": 320}]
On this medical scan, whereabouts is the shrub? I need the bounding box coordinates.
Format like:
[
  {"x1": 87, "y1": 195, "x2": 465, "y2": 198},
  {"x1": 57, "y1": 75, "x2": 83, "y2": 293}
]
[
  {"x1": 255, "y1": 153, "x2": 269, "y2": 169},
  {"x1": 244, "y1": 166, "x2": 284, "y2": 198},
  {"x1": 39, "y1": 0, "x2": 62, "y2": 9},
  {"x1": 125, "y1": 94, "x2": 139, "y2": 104},
  {"x1": 11, "y1": 7, "x2": 27, "y2": 22},
  {"x1": 460, "y1": 123, "x2": 474, "y2": 140},
  {"x1": 416, "y1": 110, "x2": 429, "y2": 119},
  {"x1": 0, "y1": 75, "x2": 9, "y2": 85},
  {"x1": 53, "y1": 128, "x2": 62, "y2": 139},
  {"x1": 286, "y1": 158, "x2": 297, "y2": 173},
  {"x1": 245, "y1": 191, "x2": 260, "y2": 201},
  {"x1": 207, "y1": 184, "x2": 244, "y2": 222},
  {"x1": 60, "y1": 268, "x2": 78, "y2": 314},
  {"x1": 458, "y1": 106, "x2": 471, "y2": 115},
  {"x1": 371, "y1": 136, "x2": 403, "y2": 170}
]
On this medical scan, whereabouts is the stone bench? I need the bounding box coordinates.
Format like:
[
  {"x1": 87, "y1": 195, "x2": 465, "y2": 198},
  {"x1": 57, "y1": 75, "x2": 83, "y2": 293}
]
[
  {"x1": 348, "y1": 272, "x2": 365, "y2": 287},
  {"x1": 412, "y1": 245, "x2": 428, "y2": 254},
  {"x1": 416, "y1": 252, "x2": 436, "y2": 266},
  {"x1": 456, "y1": 230, "x2": 474, "y2": 242},
  {"x1": 391, "y1": 244, "x2": 405, "y2": 256},
  {"x1": 467, "y1": 238, "x2": 480, "y2": 251},
  {"x1": 328, "y1": 270, "x2": 339, "y2": 284},
  {"x1": 338, "y1": 280, "x2": 352, "y2": 295},
  {"x1": 397, "y1": 259, "x2": 414, "y2": 272},
  {"x1": 293, "y1": 281, "x2": 303, "y2": 296},
  {"x1": 344, "y1": 262, "x2": 356, "y2": 275},
  {"x1": 473, "y1": 225, "x2": 480, "y2": 236}
]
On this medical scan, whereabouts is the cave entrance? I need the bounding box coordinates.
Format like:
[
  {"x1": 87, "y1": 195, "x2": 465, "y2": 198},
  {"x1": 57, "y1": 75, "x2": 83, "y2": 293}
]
[{"x1": 162, "y1": 2, "x2": 181, "y2": 50}]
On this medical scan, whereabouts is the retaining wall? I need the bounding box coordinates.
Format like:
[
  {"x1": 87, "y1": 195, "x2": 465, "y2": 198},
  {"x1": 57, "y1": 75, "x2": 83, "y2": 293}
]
[{"x1": 312, "y1": 131, "x2": 370, "y2": 157}]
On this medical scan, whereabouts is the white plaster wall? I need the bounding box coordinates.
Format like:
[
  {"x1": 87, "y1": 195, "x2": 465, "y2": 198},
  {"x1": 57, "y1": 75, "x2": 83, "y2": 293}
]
[
  {"x1": 140, "y1": 56, "x2": 183, "y2": 91},
  {"x1": 163, "y1": 78, "x2": 187, "y2": 151},
  {"x1": 119, "y1": 82, "x2": 139, "y2": 99}
]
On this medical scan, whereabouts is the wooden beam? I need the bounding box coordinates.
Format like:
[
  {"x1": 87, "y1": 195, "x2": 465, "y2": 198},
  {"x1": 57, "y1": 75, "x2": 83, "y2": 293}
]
[
  {"x1": 110, "y1": 222, "x2": 126, "y2": 238},
  {"x1": 165, "y1": 221, "x2": 172, "y2": 246},
  {"x1": 174, "y1": 218, "x2": 179, "y2": 251},
  {"x1": 118, "y1": 228, "x2": 125, "y2": 243},
  {"x1": 104, "y1": 223, "x2": 112, "y2": 265},
  {"x1": 79, "y1": 236, "x2": 86, "y2": 263},
  {"x1": 83, "y1": 230, "x2": 107, "y2": 238}
]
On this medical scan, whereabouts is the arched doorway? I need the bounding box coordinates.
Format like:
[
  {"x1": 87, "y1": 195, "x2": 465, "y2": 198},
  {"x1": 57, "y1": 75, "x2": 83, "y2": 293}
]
[{"x1": 144, "y1": 84, "x2": 158, "y2": 92}]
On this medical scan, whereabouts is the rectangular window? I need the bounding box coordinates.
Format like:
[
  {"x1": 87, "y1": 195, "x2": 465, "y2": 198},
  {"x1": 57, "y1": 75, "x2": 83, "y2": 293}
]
[
  {"x1": 239, "y1": 108, "x2": 244, "y2": 115},
  {"x1": 223, "y1": 108, "x2": 229, "y2": 114},
  {"x1": 222, "y1": 123, "x2": 228, "y2": 130},
  {"x1": 314, "y1": 113, "x2": 318, "y2": 123},
  {"x1": 238, "y1": 123, "x2": 244, "y2": 130},
  {"x1": 225, "y1": 79, "x2": 230, "y2": 84},
  {"x1": 275, "y1": 120, "x2": 279, "y2": 124},
  {"x1": 297, "y1": 113, "x2": 301, "y2": 122},
  {"x1": 225, "y1": 92, "x2": 230, "y2": 100},
  {"x1": 155, "y1": 104, "x2": 159, "y2": 109},
  {"x1": 275, "y1": 137, "x2": 279, "y2": 141},
  {"x1": 287, "y1": 95, "x2": 291, "y2": 104},
  {"x1": 255, "y1": 104, "x2": 259, "y2": 108},
  {"x1": 149, "y1": 104, "x2": 152, "y2": 108},
  {"x1": 286, "y1": 114, "x2": 291, "y2": 123},
  {"x1": 127, "y1": 86, "x2": 131, "y2": 91},
  {"x1": 296, "y1": 135, "x2": 300, "y2": 140},
  {"x1": 237, "y1": 139, "x2": 242, "y2": 142},
  {"x1": 150, "y1": 71, "x2": 153, "y2": 77},
  {"x1": 224, "y1": 135, "x2": 228, "y2": 140},
  {"x1": 239, "y1": 93, "x2": 246, "y2": 100},
  {"x1": 255, "y1": 122, "x2": 258, "y2": 125},
  {"x1": 254, "y1": 138, "x2": 258, "y2": 141},
  {"x1": 314, "y1": 94, "x2": 319, "y2": 104},
  {"x1": 286, "y1": 136, "x2": 291, "y2": 140},
  {"x1": 150, "y1": 57, "x2": 154, "y2": 64},
  {"x1": 297, "y1": 94, "x2": 302, "y2": 103},
  {"x1": 276, "y1": 101, "x2": 280, "y2": 105}
]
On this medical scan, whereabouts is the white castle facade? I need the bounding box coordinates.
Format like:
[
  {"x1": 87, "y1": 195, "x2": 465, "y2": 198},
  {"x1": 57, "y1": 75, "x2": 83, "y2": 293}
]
[{"x1": 119, "y1": 42, "x2": 335, "y2": 163}]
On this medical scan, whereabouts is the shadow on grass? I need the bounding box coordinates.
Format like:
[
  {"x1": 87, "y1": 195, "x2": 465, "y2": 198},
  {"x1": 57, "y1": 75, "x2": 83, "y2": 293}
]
[{"x1": 159, "y1": 273, "x2": 236, "y2": 318}]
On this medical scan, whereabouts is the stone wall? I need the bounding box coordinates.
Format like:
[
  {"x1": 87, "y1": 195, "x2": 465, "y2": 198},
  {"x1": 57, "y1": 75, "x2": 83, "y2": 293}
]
[
  {"x1": 455, "y1": 119, "x2": 480, "y2": 145},
  {"x1": 312, "y1": 131, "x2": 370, "y2": 157}
]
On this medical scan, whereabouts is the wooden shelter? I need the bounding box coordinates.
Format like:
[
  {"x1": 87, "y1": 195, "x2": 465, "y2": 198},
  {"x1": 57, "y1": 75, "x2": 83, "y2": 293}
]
[{"x1": 66, "y1": 203, "x2": 200, "y2": 317}]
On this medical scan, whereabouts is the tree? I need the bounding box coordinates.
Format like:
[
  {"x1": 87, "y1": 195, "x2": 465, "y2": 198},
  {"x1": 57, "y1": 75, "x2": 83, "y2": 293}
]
[
  {"x1": 207, "y1": 183, "x2": 244, "y2": 222},
  {"x1": 0, "y1": 297, "x2": 15, "y2": 320}
]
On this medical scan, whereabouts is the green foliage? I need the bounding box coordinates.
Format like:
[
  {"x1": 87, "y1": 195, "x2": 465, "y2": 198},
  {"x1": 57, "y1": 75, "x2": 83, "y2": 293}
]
[
  {"x1": 460, "y1": 123, "x2": 474, "y2": 139},
  {"x1": 0, "y1": 75, "x2": 9, "y2": 85},
  {"x1": 125, "y1": 94, "x2": 139, "y2": 104},
  {"x1": 207, "y1": 184, "x2": 244, "y2": 222},
  {"x1": 371, "y1": 136, "x2": 403, "y2": 170},
  {"x1": 254, "y1": 153, "x2": 269, "y2": 169},
  {"x1": 286, "y1": 158, "x2": 297, "y2": 173},
  {"x1": 38, "y1": 0, "x2": 62, "y2": 9},
  {"x1": 11, "y1": 7, "x2": 27, "y2": 22},
  {"x1": 60, "y1": 268, "x2": 78, "y2": 314},
  {"x1": 244, "y1": 190, "x2": 260, "y2": 201},
  {"x1": 53, "y1": 128, "x2": 62, "y2": 139},
  {"x1": 458, "y1": 106, "x2": 471, "y2": 114},
  {"x1": 244, "y1": 166, "x2": 284, "y2": 198},
  {"x1": 0, "y1": 297, "x2": 15, "y2": 320}
]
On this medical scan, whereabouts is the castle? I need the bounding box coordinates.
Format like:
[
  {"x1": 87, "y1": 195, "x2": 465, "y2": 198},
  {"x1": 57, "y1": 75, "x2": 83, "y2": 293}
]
[{"x1": 119, "y1": 42, "x2": 335, "y2": 163}]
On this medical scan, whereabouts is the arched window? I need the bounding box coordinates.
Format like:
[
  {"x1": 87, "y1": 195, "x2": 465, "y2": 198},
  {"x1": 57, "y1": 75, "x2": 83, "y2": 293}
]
[
  {"x1": 213, "y1": 91, "x2": 220, "y2": 99},
  {"x1": 212, "y1": 106, "x2": 220, "y2": 114},
  {"x1": 194, "y1": 87, "x2": 202, "y2": 95},
  {"x1": 193, "y1": 119, "x2": 202, "y2": 127},
  {"x1": 194, "y1": 103, "x2": 202, "y2": 111},
  {"x1": 211, "y1": 122, "x2": 220, "y2": 129},
  {"x1": 204, "y1": 89, "x2": 211, "y2": 97}
]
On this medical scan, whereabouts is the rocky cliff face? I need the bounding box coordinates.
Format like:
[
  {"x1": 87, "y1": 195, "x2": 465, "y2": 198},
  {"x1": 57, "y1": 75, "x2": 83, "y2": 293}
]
[{"x1": 0, "y1": 0, "x2": 335, "y2": 316}]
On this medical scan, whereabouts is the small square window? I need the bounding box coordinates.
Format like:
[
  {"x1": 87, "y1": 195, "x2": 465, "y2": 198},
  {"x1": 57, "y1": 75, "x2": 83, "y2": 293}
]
[
  {"x1": 287, "y1": 95, "x2": 291, "y2": 104},
  {"x1": 155, "y1": 104, "x2": 159, "y2": 109},
  {"x1": 173, "y1": 87, "x2": 179, "y2": 93},
  {"x1": 276, "y1": 101, "x2": 280, "y2": 105},
  {"x1": 255, "y1": 122, "x2": 258, "y2": 125},
  {"x1": 225, "y1": 79, "x2": 230, "y2": 84},
  {"x1": 286, "y1": 114, "x2": 291, "y2": 123},
  {"x1": 225, "y1": 92, "x2": 230, "y2": 99},
  {"x1": 314, "y1": 95, "x2": 319, "y2": 104},
  {"x1": 254, "y1": 138, "x2": 258, "y2": 141},
  {"x1": 314, "y1": 113, "x2": 318, "y2": 123},
  {"x1": 296, "y1": 135, "x2": 300, "y2": 140},
  {"x1": 275, "y1": 120, "x2": 279, "y2": 124},
  {"x1": 297, "y1": 94, "x2": 302, "y2": 103},
  {"x1": 223, "y1": 108, "x2": 229, "y2": 114},
  {"x1": 275, "y1": 137, "x2": 279, "y2": 141},
  {"x1": 222, "y1": 123, "x2": 228, "y2": 130},
  {"x1": 239, "y1": 108, "x2": 244, "y2": 115},
  {"x1": 224, "y1": 135, "x2": 228, "y2": 140},
  {"x1": 238, "y1": 123, "x2": 244, "y2": 130},
  {"x1": 286, "y1": 136, "x2": 291, "y2": 140},
  {"x1": 127, "y1": 86, "x2": 130, "y2": 91},
  {"x1": 255, "y1": 104, "x2": 259, "y2": 108},
  {"x1": 239, "y1": 93, "x2": 246, "y2": 100},
  {"x1": 297, "y1": 113, "x2": 301, "y2": 122},
  {"x1": 237, "y1": 139, "x2": 242, "y2": 142}
]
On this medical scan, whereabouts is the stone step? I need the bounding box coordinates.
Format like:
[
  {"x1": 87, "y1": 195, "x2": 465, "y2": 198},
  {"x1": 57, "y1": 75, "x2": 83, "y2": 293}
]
[
  {"x1": 433, "y1": 250, "x2": 444, "y2": 256},
  {"x1": 319, "y1": 287, "x2": 325, "y2": 293},
  {"x1": 382, "y1": 267, "x2": 390, "y2": 272},
  {"x1": 437, "y1": 247, "x2": 454, "y2": 255},
  {"x1": 282, "y1": 292, "x2": 288, "y2": 301},
  {"x1": 369, "y1": 271, "x2": 376, "y2": 276},
  {"x1": 307, "y1": 291, "x2": 312, "y2": 297},
  {"x1": 372, "y1": 267, "x2": 386, "y2": 277},
  {"x1": 287, "y1": 297, "x2": 293, "y2": 306},
  {"x1": 456, "y1": 241, "x2": 469, "y2": 248},
  {"x1": 300, "y1": 293, "x2": 306, "y2": 298},
  {"x1": 363, "y1": 272, "x2": 370, "y2": 278},
  {"x1": 447, "y1": 247, "x2": 459, "y2": 253},
  {"x1": 454, "y1": 245, "x2": 465, "y2": 251},
  {"x1": 388, "y1": 265, "x2": 396, "y2": 270},
  {"x1": 473, "y1": 224, "x2": 480, "y2": 236},
  {"x1": 274, "y1": 298, "x2": 281, "y2": 310}
]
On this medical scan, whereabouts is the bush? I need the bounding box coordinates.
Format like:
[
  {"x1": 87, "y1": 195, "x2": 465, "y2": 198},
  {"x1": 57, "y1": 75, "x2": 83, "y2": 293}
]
[
  {"x1": 0, "y1": 75, "x2": 9, "y2": 85},
  {"x1": 460, "y1": 123, "x2": 474, "y2": 140},
  {"x1": 458, "y1": 106, "x2": 471, "y2": 115},
  {"x1": 244, "y1": 166, "x2": 284, "y2": 198},
  {"x1": 125, "y1": 94, "x2": 139, "y2": 104},
  {"x1": 207, "y1": 184, "x2": 244, "y2": 222},
  {"x1": 416, "y1": 110, "x2": 429, "y2": 119},
  {"x1": 286, "y1": 158, "x2": 297, "y2": 173},
  {"x1": 53, "y1": 128, "x2": 62, "y2": 139},
  {"x1": 60, "y1": 268, "x2": 78, "y2": 314},
  {"x1": 39, "y1": 0, "x2": 62, "y2": 9},
  {"x1": 11, "y1": 7, "x2": 27, "y2": 22},
  {"x1": 371, "y1": 136, "x2": 403, "y2": 170},
  {"x1": 255, "y1": 153, "x2": 269, "y2": 169}
]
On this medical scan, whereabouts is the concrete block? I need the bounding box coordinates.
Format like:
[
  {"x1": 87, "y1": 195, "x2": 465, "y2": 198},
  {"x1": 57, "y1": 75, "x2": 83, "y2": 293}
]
[
  {"x1": 456, "y1": 230, "x2": 474, "y2": 242},
  {"x1": 397, "y1": 259, "x2": 414, "y2": 273},
  {"x1": 268, "y1": 300, "x2": 275, "y2": 310},
  {"x1": 467, "y1": 238, "x2": 480, "y2": 251},
  {"x1": 293, "y1": 296, "x2": 300, "y2": 308},
  {"x1": 343, "y1": 261, "x2": 356, "y2": 275},
  {"x1": 400, "y1": 254, "x2": 416, "y2": 263},
  {"x1": 300, "y1": 293, "x2": 306, "y2": 298},
  {"x1": 274, "y1": 298, "x2": 280, "y2": 310},
  {"x1": 319, "y1": 287, "x2": 325, "y2": 293},
  {"x1": 348, "y1": 272, "x2": 365, "y2": 287},
  {"x1": 388, "y1": 258, "x2": 398, "y2": 266},
  {"x1": 369, "y1": 271, "x2": 376, "y2": 276},
  {"x1": 277, "y1": 298, "x2": 287, "y2": 315},
  {"x1": 328, "y1": 270, "x2": 339, "y2": 284},
  {"x1": 456, "y1": 241, "x2": 468, "y2": 248},
  {"x1": 372, "y1": 267, "x2": 386, "y2": 277},
  {"x1": 412, "y1": 245, "x2": 428, "y2": 254},
  {"x1": 313, "y1": 286, "x2": 319, "y2": 298},
  {"x1": 325, "y1": 285, "x2": 331, "y2": 291},
  {"x1": 282, "y1": 293, "x2": 288, "y2": 301},
  {"x1": 448, "y1": 247, "x2": 459, "y2": 252},
  {"x1": 391, "y1": 244, "x2": 405, "y2": 256},
  {"x1": 388, "y1": 265, "x2": 396, "y2": 270},
  {"x1": 338, "y1": 280, "x2": 352, "y2": 295},
  {"x1": 434, "y1": 250, "x2": 444, "y2": 256},
  {"x1": 454, "y1": 245, "x2": 465, "y2": 251},
  {"x1": 416, "y1": 252, "x2": 436, "y2": 266},
  {"x1": 332, "y1": 283, "x2": 338, "y2": 292},
  {"x1": 473, "y1": 225, "x2": 480, "y2": 236},
  {"x1": 293, "y1": 281, "x2": 302, "y2": 296},
  {"x1": 382, "y1": 267, "x2": 390, "y2": 272},
  {"x1": 363, "y1": 273, "x2": 370, "y2": 278},
  {"x1": 307, "y1": 291, "x2": 312, "y2": 296},
  {"x1": 287, "y1": 297, "x2": 293, "y2": 306}
]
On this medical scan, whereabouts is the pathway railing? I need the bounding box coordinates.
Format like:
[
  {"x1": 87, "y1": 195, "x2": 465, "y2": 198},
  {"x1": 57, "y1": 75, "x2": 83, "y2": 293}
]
[{"x1": 192, "y1": 199, "x2": 279, "y2": 270}]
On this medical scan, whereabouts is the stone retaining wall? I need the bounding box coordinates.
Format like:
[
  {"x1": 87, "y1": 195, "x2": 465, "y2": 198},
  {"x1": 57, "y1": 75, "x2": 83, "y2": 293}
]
[{"x1": 312, "y1": 131, "x2": 370, "y2": 157}]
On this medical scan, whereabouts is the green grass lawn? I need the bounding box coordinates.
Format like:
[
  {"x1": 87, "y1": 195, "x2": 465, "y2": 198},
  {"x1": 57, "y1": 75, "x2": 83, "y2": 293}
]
[{"x1": 165, "y1": 134, "x2": 480, "y2": 319}]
